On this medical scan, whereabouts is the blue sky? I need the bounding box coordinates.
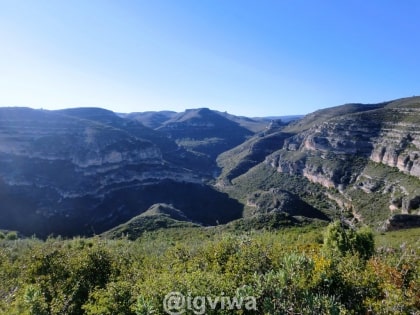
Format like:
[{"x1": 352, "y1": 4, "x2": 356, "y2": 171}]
[{"x1": 0, "y1": 1, "x2": 419, "y2": 116}]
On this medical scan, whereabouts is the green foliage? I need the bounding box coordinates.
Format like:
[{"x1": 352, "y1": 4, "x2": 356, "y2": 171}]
[
  {"x1": 83, "y1": 281, "x2": 136, "y2": 315},
  {"x1": 0, "y1": 227, "x2": 418, "y2": 314},
  {"x1": 103, "y1": 214, "x2": 199, "y2": 240},
  {"x1": 5, "y1": 231, "x2": 18, "y2": 240},
  {"x1": 353, "y1": 226, "x2": 375, "y2": 260},
  {"x1": 133, "y1": 295, "x2": 156, "y2": 315},
  {"x1": 11, "y1": 238, "x2": 113, "y2": 315},
  {"x1": 323, "y1": 221, "x2": 375, "y2": 260},
  {"x1": 23, "y1": 284, "x2": 49, "y2": 315},
  {"x1": 323, "y1": 221, "x2": 352, "y2": 254},
  {"x1": 228, "y1": 163, "x2": 335, "y2": 218}
]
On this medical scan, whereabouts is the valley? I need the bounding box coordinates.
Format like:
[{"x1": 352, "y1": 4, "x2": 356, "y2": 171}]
[
  {"x1": 0, "y1": 97, "x2": 420, "y2": 237},
  {"x1": 0, "y1": 97, "x2": 419, "y2": 315}
]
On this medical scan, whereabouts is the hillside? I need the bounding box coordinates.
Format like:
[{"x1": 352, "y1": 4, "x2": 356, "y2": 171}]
[
  {"x1": 1, "y1": 98, "x2": 420, "y2": 237},
  {"x1": 0, "y1": 108, "x2": 243, "y2": 237},
  {"x1": 219, "y1": 96, "x2": 420, "y2": 229},
  {"x1": 217, "y1": 120, "x2": 291, "y2": 182},
  {"x1": 122, "y1": 111, "x2": 177, "y2": 129},
  {"x1": 157, "y1": 108, "x2": 254, "y2": 161},
  {"x1": 101, "y1": 203, "x2": 200, "y2": 239}
]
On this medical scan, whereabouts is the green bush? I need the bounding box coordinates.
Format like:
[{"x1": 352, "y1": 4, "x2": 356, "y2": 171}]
[
  {"x1": 83, "y1": 281, "x2": 136, "y2": 315},
  {"x1": 22, "y1": 284, "x2": 49, "y2": 315},
  {"x1": 5, "y1": 231, "x2": 18, "y2": 240},
  {"x1": 323, "y1": 221, "x2": 375, "y2": 260},
  {"x1": 353, "y1": 226, "x2": 375, "y2": 260}
]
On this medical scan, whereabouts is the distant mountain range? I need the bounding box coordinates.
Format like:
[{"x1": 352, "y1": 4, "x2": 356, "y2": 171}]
[{"x1": 0, "y1": 98, "x2": 419, "y2": 237}]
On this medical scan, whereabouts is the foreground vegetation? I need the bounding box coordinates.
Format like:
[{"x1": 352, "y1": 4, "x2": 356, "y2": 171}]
[{"x1": 0, "y1": 224, "x2": 418, "y2": 314}]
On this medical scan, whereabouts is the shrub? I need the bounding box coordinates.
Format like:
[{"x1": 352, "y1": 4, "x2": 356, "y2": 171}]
[
  {"x1": 22, "y1": 284, "x2": 49, "y2": 315},
  {"x1": 5, "y1": 231, "x2": 18, "y2": 240},
  {"x1": 353, "y1": 226, "x2": 375, "y2": 260},
  {"x1": 83, "y1": 281, "x2": 136, "y2": 315},
  {"x1": 323, "y1": 221, "x2": 374, "y2": 259}
]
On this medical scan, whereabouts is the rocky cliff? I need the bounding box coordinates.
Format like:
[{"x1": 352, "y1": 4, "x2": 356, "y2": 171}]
[{"x1": 220, "y1": 97, "x2": 420, "y2": 229}]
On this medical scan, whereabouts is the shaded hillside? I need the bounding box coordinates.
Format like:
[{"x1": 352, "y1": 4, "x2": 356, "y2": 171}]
[
  {"x1": 102, "y1": 203, "x2": 199, "y2": 239},
  {"x1": 0, "y1": 108, "x2": 242, "y2": 237},
  {"x1": 215, "y1": 110, "x2": 272, "y2": 133}
]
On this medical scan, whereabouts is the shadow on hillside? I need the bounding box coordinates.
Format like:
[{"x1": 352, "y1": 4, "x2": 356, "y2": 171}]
[{"x1": 90, "y1": 180, "x2": 244, "y2": 235}]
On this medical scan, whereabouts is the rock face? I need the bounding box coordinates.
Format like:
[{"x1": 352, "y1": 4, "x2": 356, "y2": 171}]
[
  {"x1": 265, "y1": 98, "x2": 420, "y2": 227},
  {"x1": 385, "y1": 214, "x2": 420, "y2": 230},
  {"x1": 0, "y1": 107, "x2": 243, "y2": 236},
  {"x1": 217, "y1": 97, "x2": 420, "y2": 229},
  {"x1": 370, "y1": 120, "x2": 420, "y2": 177}
]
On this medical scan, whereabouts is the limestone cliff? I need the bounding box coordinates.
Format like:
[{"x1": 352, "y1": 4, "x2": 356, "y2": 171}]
[{"x1": 262, "y1": 97, "x2": 420, "y2": 227}]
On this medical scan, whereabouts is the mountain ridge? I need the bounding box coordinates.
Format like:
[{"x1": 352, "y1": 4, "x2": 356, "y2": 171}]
[
  {"x1": 218, "y1": 96, "x2": 420, "y2": 230},
  {"x1": 0, "y1": 97, "x2": 419, "y2": 236}
]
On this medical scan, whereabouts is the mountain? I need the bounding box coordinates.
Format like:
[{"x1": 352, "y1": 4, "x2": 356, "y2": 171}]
[
  {"x1": 125, "y1": 108, "x2": 277, "y2": 171},
  {"x1": 1, "y1": 97, "x2": 419, "y2": 237},
  {"x1": 156, "y1": 108, "x2": 255, "y2": 170},
  {"x1": 122, "y1": 111, "x2": 177, "y2": 129},
  {"x1": 0, "y1": 107, "x2": 243, "y2": 237},
  {"x1": 218, "y1": 97, "x2": 420, "y2": 229},
  {"x1": 217, "y1": 120, "x2": 292, "y2": 182},
  {"x1": 123, "y1": 109, "x2": 285, "y2": 133}
]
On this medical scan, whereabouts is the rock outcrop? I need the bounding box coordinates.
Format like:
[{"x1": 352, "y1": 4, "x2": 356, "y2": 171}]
[
  {"x1": 385, "y1": 214, "x2": 420, "y2": 230},
  {"x1": 219, "y1": 97, "x2": 420, "y2": 228},
  {"x1": 263, "y1": 97, "x2": 420, "y2": 226}
]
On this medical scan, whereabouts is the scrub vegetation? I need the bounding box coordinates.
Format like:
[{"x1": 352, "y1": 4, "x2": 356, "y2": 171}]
[{"x1": 0, "y1": 224, "x2": 418, "y2": 314}]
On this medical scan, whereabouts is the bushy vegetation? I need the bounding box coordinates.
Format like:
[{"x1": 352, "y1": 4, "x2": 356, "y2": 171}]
[
  {"x1": 228, "y1": 164, "x2": 337, "y2": 218},
  {"x1": 0, "y1": 231, "x2": 18, "y2": 240},
  {"x1": 323, "y1": 221, "x2": 375, "y2": 260},
  {"x1": 0, "y1": 225, "x2": 418, "y2": 314}
]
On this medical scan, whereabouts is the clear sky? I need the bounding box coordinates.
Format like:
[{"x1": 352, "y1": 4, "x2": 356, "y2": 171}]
[{"x1": 1, "y1": 1, "x2": 419, "y2": 116}]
